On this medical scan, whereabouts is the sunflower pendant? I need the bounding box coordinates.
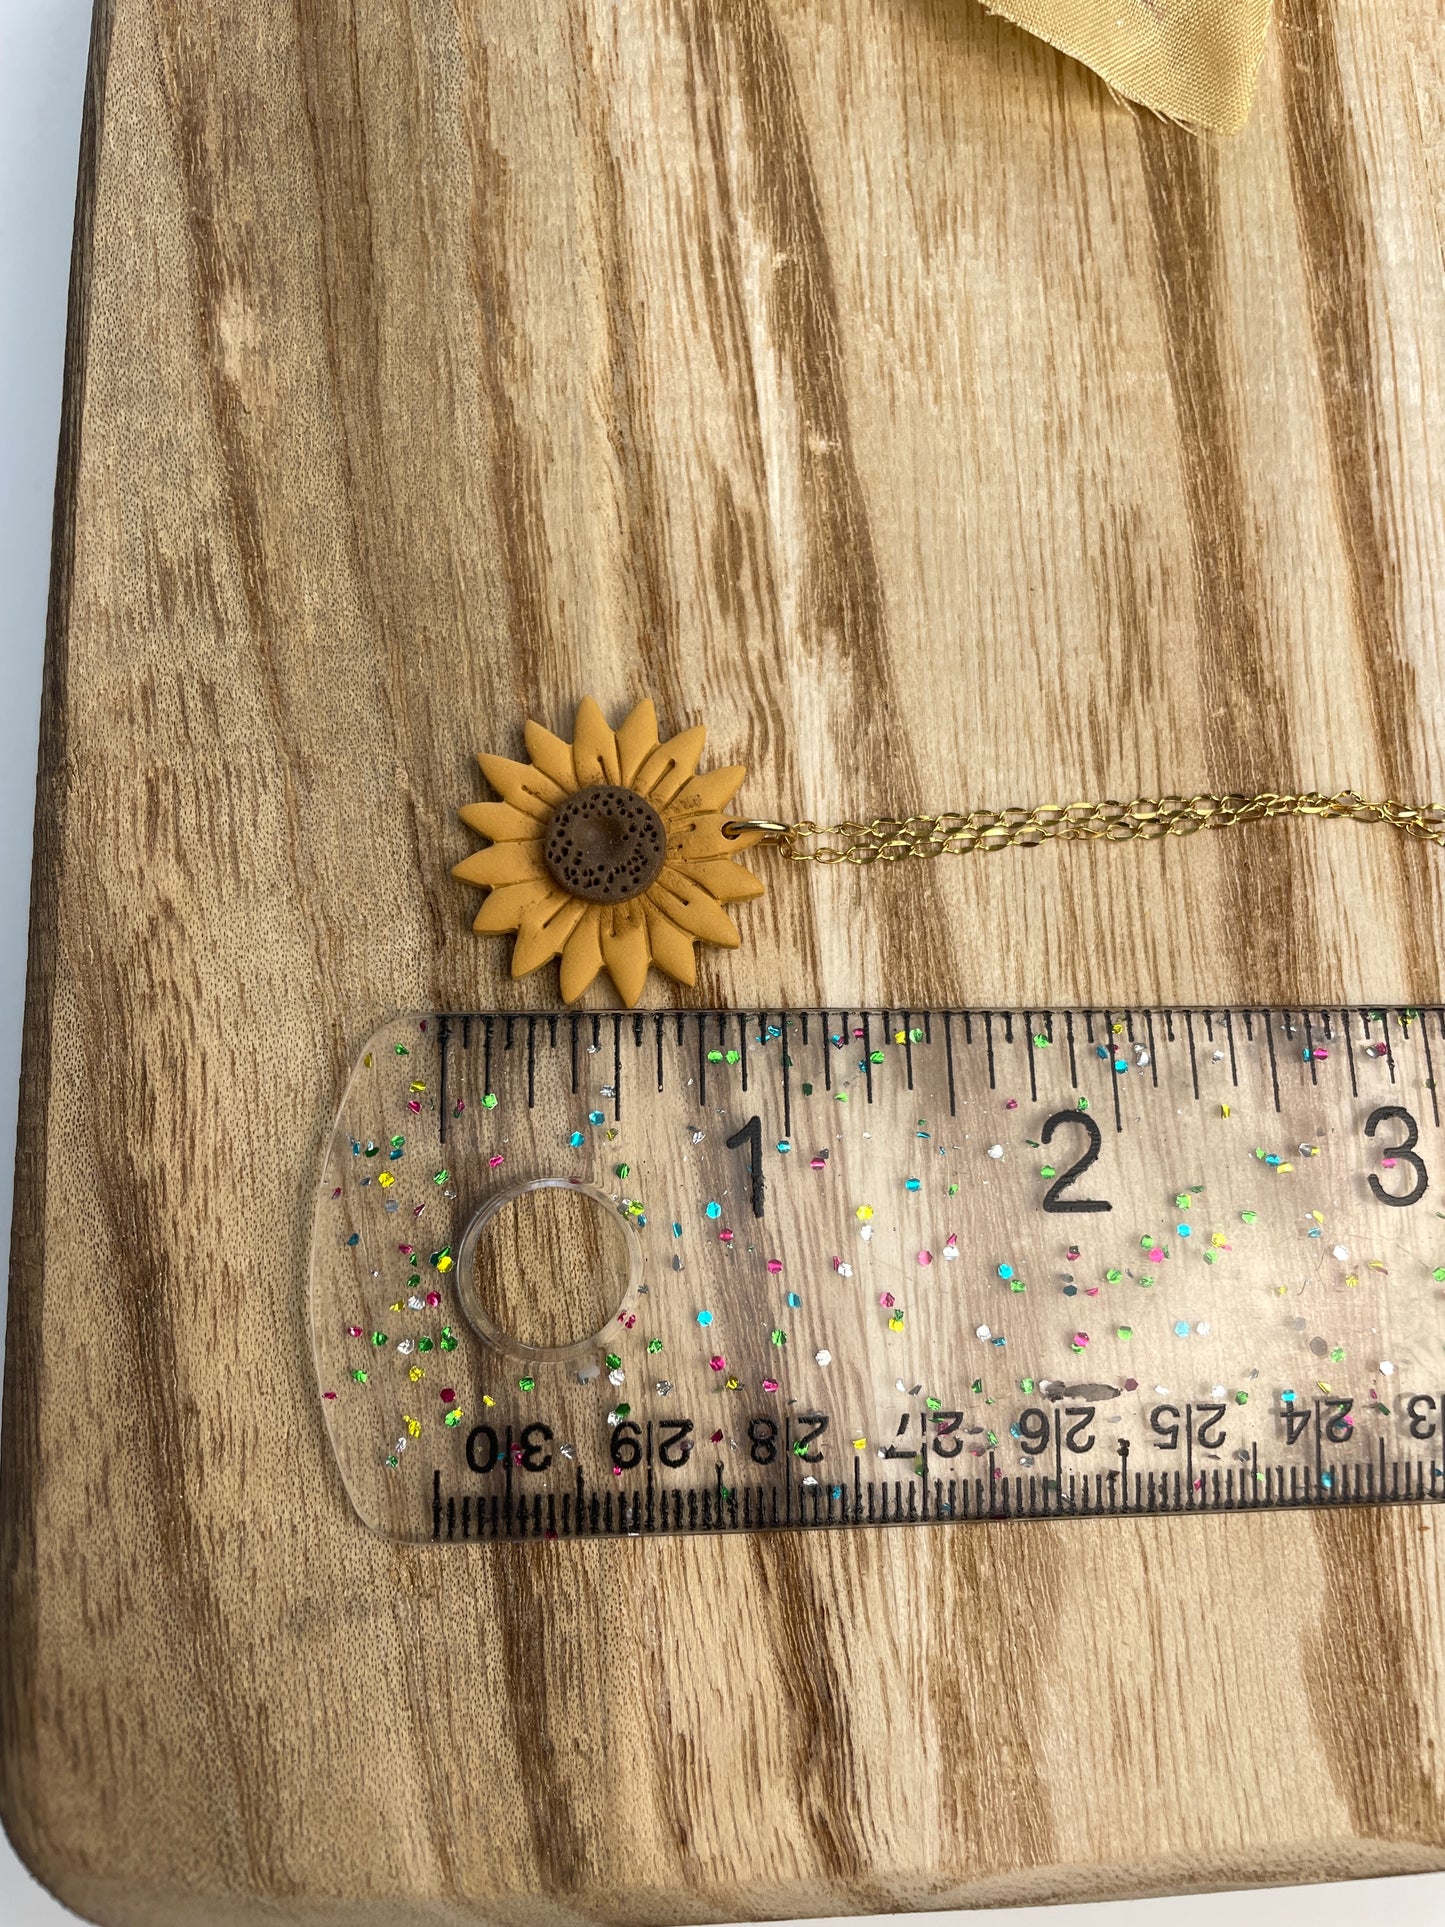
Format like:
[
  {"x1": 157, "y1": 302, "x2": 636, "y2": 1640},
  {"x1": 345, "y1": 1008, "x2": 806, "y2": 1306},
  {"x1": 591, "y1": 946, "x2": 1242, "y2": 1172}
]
[{"x1": 452, "y1": 697, "x2": 765, "y2": 1007}]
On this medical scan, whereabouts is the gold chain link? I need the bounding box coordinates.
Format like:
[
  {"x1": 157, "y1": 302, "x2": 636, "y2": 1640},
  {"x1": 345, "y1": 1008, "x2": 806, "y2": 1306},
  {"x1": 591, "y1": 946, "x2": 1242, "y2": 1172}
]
[{"x1": 725, "y1": 791, "x2": 1445, "y2": 863}]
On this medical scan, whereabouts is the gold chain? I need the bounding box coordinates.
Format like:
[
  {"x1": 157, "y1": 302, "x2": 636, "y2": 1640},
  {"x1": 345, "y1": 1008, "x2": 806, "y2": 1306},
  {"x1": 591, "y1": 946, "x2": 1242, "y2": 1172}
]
[{"x1": 725, "y1": 791, "x2": 1445, "y2": 863}]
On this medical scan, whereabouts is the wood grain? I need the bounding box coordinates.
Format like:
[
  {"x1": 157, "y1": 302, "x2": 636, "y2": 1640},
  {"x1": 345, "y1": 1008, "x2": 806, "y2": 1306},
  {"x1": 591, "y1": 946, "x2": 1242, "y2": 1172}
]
[{"x1": 4, "y1": 1, "x2": 1445, "y2": 1921}]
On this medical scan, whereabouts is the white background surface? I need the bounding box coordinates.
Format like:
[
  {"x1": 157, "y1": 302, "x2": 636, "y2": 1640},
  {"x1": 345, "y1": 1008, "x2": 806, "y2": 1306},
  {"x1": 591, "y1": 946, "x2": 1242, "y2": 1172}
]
[{"x1": 1, "y1": 4, "x2": 1443, "y2": 1924}]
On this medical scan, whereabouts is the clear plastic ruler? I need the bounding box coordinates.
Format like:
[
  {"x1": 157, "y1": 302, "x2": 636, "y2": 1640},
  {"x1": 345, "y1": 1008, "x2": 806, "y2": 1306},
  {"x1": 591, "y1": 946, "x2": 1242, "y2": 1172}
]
[{"x1": 311, "y1": 1007, "x2": 1445, "y2": 1541}]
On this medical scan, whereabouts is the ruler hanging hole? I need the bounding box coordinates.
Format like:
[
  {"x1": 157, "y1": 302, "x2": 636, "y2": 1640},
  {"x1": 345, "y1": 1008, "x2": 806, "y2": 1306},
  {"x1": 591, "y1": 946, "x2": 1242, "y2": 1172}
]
[{"x1": 455, "y1": 1178, "x2": 638, "y2": 1363}]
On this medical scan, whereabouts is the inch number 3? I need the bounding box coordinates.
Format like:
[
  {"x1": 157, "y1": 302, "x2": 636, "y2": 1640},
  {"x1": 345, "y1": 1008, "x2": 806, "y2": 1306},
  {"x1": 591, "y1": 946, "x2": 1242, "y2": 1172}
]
[{"x1": 1364, "y1": 1105, "x2": 1429, "y2": 1207}]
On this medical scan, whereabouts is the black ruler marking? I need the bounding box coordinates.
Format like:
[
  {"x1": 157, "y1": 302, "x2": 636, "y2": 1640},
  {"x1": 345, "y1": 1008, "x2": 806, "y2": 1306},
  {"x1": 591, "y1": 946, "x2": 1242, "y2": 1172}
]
[
  {"x1": 1359, "y1": 1007, "x2": 1376, "y2": 1070},
  {"x1": 1185, "y1": 1403, "x2": 1195, "y2": 1508},
  {"x1": 1343, "y1": 1007, "x2": 1359, "y2": 1097},
  {"x1": 779, "y1": 1013, "x2": 793, "y2": 1140},
  {"x1": 1103, "y1": 1011, "x2": 1123, "y2": 1134},
  {"x1": 1184, "y1": 1011, "x2": 1199, "y2": 1102},
  {"x1": 944, "y1": 1012, "x2": 958, "y2": 1116},
  {"x1": 612, "y1": 1014, "x2": 622, "y2": 1119},
  {"x1": 984, "y1": 1013, "x2": 996, "y2": 1090},
  {"x1": 438, "y1": 1016, "x2": 451, "y2": 1146},
  {"x1": 1421, "y1": 1016, "x2": 1441, "y2": 1128},
  {"x1": 1264, "y1": 1011, "x2": 1281, "y2": 1113},
  {"x1": 862, "y1": 1011, "x2": 875, "y2": 1103},
  {"x1": 1143, "y1": 1011, "x2": 1158, "y2": 1090}
]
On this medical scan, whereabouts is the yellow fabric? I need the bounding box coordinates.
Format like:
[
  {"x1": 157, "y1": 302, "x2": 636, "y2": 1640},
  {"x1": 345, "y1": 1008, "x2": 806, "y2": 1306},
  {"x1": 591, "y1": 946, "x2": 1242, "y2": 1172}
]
[{"x1": 984, "y1": 0, "x2": 1273, "y2": 133}]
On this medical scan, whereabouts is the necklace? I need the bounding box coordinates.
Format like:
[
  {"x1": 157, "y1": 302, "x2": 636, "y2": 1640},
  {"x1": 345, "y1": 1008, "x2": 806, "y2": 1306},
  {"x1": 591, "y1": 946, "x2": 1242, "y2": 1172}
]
[
  {"x1": 724, "y1": 791, "x2": 1445, "y2": 862},
  {"x1": 453, "y1": 695, "x2": 1444, "y2": 1007}
]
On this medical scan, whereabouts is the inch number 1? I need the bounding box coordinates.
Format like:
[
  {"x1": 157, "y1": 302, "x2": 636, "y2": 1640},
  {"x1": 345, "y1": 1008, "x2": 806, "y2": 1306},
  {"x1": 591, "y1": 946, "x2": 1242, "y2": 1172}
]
[{"x1": 726, "y1": 1115, "x2": 766, "y2": 1218}]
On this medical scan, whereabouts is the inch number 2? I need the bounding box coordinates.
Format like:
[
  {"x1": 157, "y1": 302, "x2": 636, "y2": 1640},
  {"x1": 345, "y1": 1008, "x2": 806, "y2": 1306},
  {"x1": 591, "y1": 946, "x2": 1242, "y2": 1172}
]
[
  {"x1": 1364, "y1": 1105, "x2": 1428, "y2": 1207},
  {"x1": 1039, "y1": 1111, "x2": 1111, "y2": 1213},
  {"x1": 726, "y1": 1115, "x2": 766, "y2": 1218}
]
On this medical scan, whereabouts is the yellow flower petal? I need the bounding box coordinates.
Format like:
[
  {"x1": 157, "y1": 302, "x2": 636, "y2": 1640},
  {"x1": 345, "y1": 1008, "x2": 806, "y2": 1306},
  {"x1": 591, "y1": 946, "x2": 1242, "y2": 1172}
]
[
  {"x1": 673, "y1": 855, "x2": 766, "y2": 903},
  {"x1": 646, "y1": 867, "x2": 742, "y2": 948},
  {"x1": 601, "y1": 902, "x2": 651, "y2": 1007},
  {"x1": 632, "y1": 726, "x2": 706, "y2": 807},
  {"x1": 644, "y1": 906, "x2": 697, "y2": 987},
  {"x1": 478, "y1": 754, "x2": 566, "y2": 819},
  {"x1": 559, "y1": 906, "x2": 604, "y2": 1002},
  {"x1": 665, "y1": 810, "x2": 749, "y2": 862},
  {"x1": 459, "y1": 800, "x2": 542, "y2": 842},
  {"x1": 671, "y1": 764, "x2": 747, "y2": 814},
  {"x1": 616, "y1": 699, "x2": 660, "y2": 786},
  {"x1": 451, "y1": 841, "x2": 547, "y2": 889},
  {"x1": 523, "y1": 720, "x2": 578, "y2": 794},
  {"x1": 471, "y1": 878, "x2": 553, "y2": 934},
  {"x1": 571, "y1": 697, "x2": 621, "y2": 787},
  {"x1": 511, "y1": 894, "x2": 587, "y2": 977}
]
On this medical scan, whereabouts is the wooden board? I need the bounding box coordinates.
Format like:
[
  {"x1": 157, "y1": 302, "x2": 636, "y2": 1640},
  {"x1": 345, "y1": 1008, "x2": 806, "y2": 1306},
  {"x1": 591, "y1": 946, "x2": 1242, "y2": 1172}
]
[{"x1": 4, "y1": 0, "x2": 1445, "y2": 1921}]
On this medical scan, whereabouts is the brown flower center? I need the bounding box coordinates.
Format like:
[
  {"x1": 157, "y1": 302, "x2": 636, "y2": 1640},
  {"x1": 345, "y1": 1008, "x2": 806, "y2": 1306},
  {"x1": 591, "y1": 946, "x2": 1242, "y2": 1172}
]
[{"x1": 543, "y1": 784, "x2": 667, "y2": 904}]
